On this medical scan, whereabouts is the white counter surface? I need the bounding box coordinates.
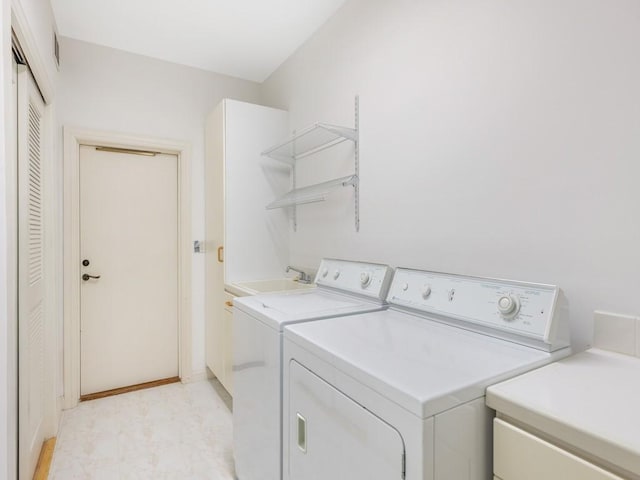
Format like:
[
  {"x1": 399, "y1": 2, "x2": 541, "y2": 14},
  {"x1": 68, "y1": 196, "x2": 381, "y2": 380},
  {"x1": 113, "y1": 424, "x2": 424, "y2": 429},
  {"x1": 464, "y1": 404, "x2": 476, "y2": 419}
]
[
  {"x1": 486, "y1": 348, "x2": 640, "y2": 478},
  {"x1": 225, "y1": 279, "x2": 315, "y2": 297}
]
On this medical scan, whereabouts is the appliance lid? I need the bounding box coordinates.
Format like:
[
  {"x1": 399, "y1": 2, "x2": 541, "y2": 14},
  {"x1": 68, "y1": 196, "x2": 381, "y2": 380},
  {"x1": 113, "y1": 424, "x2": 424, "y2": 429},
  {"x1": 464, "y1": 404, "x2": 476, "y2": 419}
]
[
  {"x1": 235, "y1": 288, "x2": 388, "y2": 330},
  {"x1": 285, "y1": 309, "x2": 569, "y2": 418}
]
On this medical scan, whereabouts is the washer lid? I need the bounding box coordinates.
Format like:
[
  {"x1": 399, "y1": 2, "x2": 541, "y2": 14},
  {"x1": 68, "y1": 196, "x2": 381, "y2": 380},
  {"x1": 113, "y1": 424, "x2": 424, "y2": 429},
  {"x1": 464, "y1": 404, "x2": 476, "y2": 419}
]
[
  {"x1": 285, "y1": 309, "x2": 569, "y2": 418},
  {"x1": 235, "y1": 288, "x2": 387, "y2": 331}
]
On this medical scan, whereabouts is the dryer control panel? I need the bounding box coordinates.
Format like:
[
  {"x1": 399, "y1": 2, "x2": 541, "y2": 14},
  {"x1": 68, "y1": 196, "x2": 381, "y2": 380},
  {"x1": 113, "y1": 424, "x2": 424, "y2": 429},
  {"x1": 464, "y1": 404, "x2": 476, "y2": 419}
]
[
  {"x1": 388, "y1": 268, "x2": 569, "y2": 351},
  {"x1": 315, "y1": 259, "x2": 394, "y2": 302}
]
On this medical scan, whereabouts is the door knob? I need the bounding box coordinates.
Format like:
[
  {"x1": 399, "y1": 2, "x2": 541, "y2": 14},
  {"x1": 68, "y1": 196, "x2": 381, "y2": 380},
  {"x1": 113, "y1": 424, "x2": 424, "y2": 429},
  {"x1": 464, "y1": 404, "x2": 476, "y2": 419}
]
[{"x1": 82, "y1": 274, "x2": 101, "y2": 281}]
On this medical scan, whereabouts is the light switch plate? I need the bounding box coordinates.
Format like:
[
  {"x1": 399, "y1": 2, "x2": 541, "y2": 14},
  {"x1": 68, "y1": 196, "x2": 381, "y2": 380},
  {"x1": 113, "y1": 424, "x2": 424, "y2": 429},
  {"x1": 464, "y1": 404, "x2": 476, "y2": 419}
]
[{"x1": 593, "y1": 310, "x2": 637, "y2": 356}]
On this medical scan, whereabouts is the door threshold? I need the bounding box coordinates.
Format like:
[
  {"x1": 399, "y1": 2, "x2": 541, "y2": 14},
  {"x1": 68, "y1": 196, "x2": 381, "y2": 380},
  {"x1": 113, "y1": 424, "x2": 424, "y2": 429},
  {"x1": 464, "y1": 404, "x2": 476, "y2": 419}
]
[{"x1": 80, "y1": 376, "x2": 180, "y2": 402}]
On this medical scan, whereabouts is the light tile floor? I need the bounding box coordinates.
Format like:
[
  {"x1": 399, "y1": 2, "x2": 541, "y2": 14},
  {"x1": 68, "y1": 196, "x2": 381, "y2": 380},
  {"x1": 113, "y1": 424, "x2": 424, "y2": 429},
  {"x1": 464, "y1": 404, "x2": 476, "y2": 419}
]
[{"x1": 49, "y1": 380, "x2": 236, "y2": 479}]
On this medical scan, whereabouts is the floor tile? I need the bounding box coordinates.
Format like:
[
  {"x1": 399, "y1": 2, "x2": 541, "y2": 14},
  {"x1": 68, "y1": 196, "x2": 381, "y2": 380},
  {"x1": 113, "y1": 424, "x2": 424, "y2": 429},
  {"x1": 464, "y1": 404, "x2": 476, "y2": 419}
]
[{"x1": 49, "y1": 380, "x2": 235, "y2": 479}]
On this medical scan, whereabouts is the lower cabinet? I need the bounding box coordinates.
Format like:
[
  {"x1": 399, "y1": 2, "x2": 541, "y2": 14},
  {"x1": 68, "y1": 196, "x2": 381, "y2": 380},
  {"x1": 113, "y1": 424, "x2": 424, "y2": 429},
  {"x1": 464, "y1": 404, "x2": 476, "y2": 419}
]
[
  {"x1": 206, "y1": 291, "x2": 234, "y2": 396},
  {"x1": 494, "y1": 419, "x2": 623, "y2": 480},
  {"x1": 220, "y1": 293, "x2": 234, "y2": 395}
]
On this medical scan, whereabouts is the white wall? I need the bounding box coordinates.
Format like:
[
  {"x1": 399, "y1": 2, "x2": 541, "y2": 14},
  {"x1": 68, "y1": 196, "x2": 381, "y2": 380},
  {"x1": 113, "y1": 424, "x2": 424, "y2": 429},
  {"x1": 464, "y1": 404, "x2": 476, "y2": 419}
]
[
  {"x1": 56, "y1": 37, "x2": 262, "y2": 378},
  {"x1": 261, "y1": 0, "x2": 640, "y2": 349}
]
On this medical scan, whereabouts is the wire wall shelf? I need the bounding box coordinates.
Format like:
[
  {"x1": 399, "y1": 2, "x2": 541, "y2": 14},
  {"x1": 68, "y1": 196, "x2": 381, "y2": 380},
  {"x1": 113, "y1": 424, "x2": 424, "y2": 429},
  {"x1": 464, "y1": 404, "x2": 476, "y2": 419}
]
[
  {"x1": 266, "y1": 175, "x2": 357, "y2": 210},
  {"x1": 262, "y1": 96, "x2": 360, "y2": 231},
  {"x1": 261, "y1": 123, "x2": 357, "y2": 164}
]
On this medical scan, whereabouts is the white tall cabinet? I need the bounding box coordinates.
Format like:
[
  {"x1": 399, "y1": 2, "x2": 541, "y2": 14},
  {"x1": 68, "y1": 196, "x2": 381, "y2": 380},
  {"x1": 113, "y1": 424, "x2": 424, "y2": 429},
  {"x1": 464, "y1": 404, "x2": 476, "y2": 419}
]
[{"x1": 204, "y1": 99, "x2": 289, "y2": 394}]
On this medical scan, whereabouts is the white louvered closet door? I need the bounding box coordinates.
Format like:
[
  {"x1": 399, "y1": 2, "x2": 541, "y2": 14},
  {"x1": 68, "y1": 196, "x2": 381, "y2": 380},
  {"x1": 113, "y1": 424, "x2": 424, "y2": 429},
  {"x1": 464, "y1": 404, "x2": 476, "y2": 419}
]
[{"x1": 17, "y1": 65, "x2": 46, "y2": 480}]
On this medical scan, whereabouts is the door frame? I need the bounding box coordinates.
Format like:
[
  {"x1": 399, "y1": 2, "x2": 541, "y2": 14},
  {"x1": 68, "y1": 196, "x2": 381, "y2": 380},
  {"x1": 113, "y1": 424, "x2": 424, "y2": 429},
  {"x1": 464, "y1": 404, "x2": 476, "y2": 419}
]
[{"x1": 63, "y1": 127, "x2": 193, "y2": 409}]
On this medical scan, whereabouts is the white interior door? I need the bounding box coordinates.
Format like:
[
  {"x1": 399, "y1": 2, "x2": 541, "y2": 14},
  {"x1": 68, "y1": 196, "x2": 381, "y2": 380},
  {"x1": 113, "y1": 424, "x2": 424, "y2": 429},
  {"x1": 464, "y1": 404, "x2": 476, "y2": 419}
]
[
  {"x1": 79, "y1": 145, "x2": 179, "y2": 396},
  {"x1": 17, "y1": 65, "x2": 46, "y2": 480}
]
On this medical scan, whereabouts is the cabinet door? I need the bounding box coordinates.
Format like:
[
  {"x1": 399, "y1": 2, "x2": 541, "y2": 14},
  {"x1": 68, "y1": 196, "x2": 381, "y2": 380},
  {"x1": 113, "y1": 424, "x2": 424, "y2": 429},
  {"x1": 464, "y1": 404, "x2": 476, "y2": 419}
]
[
  {"x1": 220, "y1": 292, "x2": 234, "y2": 395},
  {"x1": 494, "y1": 419, "x2": 624, "y2": 480},
  {"x1": 206, "y1": 308, "x2": 225, "y2": 382},
  {"x1": 288, "y1": 360, "x2": 405, "y2": 480},
  {"x1": 204, "y1": 102, "x2": 225, "y2": 379}
]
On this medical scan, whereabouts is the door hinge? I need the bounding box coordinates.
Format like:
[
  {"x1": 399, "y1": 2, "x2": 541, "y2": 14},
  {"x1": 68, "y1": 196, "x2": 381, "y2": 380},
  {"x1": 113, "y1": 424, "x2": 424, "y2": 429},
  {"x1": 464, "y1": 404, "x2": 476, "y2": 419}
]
[{"x1": 401, "y1": 452, "x2": 406, "y2": 479}]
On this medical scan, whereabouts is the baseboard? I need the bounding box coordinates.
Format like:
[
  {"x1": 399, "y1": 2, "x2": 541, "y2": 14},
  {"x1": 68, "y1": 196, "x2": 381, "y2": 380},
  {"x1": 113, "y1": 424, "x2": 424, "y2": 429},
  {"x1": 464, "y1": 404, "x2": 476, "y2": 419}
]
[
  {"x1": 55, "y1": 395, "x2": 64, "y2": 428},
  {"x1": 182, "y1": 369, "x2": 209, "y2": 383}
]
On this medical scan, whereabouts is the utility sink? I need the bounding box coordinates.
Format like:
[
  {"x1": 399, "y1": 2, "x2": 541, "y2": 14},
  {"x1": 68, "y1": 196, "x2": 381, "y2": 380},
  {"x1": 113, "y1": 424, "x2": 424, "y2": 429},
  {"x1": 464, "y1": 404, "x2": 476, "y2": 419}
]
[{"x1": 230, "y1": 278, "x2": 315, "y2": 296}]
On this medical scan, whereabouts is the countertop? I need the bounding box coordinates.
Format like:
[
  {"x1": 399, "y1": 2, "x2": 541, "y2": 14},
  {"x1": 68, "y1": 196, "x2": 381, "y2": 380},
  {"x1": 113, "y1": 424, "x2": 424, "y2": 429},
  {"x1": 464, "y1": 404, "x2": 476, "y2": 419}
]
[
  {"x1": 225, "y1": 278, "x2": 315, "y2": 297},
  {"x1": 486, "y1": 348, "x2": 640, "y2": 478},
  {"x1": 224, "y1": 282, "x2": 252, "y2": 297}
]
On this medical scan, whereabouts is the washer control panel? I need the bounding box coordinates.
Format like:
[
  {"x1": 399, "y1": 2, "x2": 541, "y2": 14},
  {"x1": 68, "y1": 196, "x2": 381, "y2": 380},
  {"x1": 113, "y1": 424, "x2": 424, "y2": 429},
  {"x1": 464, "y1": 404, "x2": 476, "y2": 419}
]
[
  {"x1": 315, "y1": 259, "x2": 394, "y2": 301},
  {"x1": 388, "y1": 268, "x2": 562, "y2": 346}
]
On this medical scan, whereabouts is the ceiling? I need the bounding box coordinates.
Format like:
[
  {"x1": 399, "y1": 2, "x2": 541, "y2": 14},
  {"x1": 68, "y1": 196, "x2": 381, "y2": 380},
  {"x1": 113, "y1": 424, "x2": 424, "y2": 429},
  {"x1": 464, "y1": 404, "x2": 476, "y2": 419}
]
[{"x1": 51, "y1": 0, "x2": 348, "y2": 82}]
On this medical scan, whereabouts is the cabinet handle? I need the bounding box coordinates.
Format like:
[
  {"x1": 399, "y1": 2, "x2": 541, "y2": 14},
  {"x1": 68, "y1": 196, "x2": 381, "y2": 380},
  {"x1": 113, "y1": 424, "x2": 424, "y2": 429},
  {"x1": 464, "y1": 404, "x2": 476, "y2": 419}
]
[
  {"x1": 217, "y1": 246, "x2": 224, "y2": 263},
  {"x1": 225, "y1": 300, "x2": 234, "y2": 308}
]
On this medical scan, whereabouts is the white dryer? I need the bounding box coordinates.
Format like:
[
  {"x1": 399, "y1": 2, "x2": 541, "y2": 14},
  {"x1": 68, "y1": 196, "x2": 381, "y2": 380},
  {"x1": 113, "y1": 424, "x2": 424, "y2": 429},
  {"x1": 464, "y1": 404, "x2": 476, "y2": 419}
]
[
  {"x1": 283, "y1": 268, "x2": 571, "y2": 480},
  {"x1": 232, "y1": 259, "x2": 394, "y2": 480}
]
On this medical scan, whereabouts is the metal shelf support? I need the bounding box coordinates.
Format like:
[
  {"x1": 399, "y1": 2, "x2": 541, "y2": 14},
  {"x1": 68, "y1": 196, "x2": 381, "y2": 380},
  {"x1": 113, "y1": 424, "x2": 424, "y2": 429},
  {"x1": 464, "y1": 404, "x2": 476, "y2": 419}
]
[
  {"x1": 354, "y1": 95, "x2": 360, "y2": 232},
  {"x1": 263, "y1": 95, "x2": 360, "y2": 232}
]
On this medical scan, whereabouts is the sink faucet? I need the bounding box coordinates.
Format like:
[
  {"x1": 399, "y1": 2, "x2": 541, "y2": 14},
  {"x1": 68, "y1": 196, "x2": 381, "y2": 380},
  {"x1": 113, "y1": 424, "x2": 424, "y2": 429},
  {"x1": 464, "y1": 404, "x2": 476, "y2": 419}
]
[{"x1": 286, "y1": 266, "x2": 313, "y2": 284}]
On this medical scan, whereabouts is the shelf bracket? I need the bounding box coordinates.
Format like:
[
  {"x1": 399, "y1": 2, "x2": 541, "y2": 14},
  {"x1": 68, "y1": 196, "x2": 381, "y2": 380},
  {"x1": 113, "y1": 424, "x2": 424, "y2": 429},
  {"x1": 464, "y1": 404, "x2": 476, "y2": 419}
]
[
  {"x1": 292, "y1": 132, "x2": 297, "y2": 232},
  {"x1": 354, "y1": 95, "x2": 360, "y2": 232}
]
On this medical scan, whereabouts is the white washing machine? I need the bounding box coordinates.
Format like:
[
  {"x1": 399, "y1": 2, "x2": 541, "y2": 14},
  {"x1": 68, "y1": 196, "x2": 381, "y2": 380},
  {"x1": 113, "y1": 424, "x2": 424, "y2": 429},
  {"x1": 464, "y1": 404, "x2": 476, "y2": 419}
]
[
  {"x1": 283, "y1": 268, "x2": 571, "y2": 480},
  {"x1": 232, "y1": 259, "x2": 394, "y2": 480}
]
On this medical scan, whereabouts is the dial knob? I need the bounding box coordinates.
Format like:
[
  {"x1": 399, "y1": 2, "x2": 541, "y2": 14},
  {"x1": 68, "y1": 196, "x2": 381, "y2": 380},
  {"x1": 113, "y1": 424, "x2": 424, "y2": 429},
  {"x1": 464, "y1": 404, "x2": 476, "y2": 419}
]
[
  {"x1": 497, "y1": 294, "x2": 520, "y2": 318},
  {"x1": 360, "y1": 272, "x2": 372, "y2": 288},
  {"x1": 333, "y1": 270, "x2": 341, "y2": 280},
  {"x1": 421, "y1": 285, "x2": 432, "y2": 299},
  {"x1": 401, "y1": 282, "x2": 409, "y2": 291},
  {"x1": 321, "y1": 268, "x2": 329, "y2": 278}
]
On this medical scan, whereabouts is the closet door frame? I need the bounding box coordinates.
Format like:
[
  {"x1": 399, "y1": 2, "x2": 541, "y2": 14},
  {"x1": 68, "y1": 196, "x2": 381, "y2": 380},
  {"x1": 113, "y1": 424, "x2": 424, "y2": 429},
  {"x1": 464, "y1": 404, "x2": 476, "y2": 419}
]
[{"x1": 9, "y1": 3, "x2": 58, "y2": 479}]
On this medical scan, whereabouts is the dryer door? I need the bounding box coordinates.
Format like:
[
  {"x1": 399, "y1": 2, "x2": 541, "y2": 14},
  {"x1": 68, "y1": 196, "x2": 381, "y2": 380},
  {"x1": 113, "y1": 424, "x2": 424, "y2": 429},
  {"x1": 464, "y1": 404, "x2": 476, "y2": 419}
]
[{"x1": 288, "y1": 360, "x2": 405, "y2": 480}]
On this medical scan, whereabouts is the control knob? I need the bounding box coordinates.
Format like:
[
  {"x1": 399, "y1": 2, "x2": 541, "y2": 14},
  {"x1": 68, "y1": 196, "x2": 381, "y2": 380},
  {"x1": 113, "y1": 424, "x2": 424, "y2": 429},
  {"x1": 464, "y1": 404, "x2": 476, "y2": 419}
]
[
  {"x1": 321, "y1": 268, "x2": 329, "y2": 278},
  {"x1": 421, "y1": 285, "x2": 432, "y2": 299},
  {"x1": 497, "y1": 294, "x2": 520, "y2": 319},
  {"x1": 360, "y1": 272, "x2": 372, "y2": 288},
  {"x1": 333, "y1": 270, "x2": 341, "y2": 280}
]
